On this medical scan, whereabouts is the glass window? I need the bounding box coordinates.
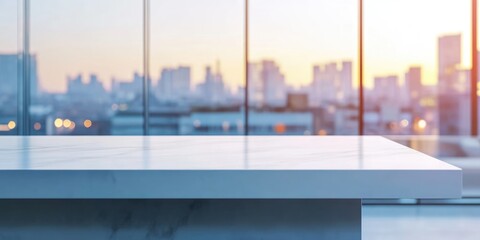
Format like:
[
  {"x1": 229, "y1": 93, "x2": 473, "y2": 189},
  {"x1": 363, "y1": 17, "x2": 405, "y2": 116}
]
[
  {"x1": 249, "y1": 0, "x2": 359, "y2": 135},
  {"x1": 30, "y1": 0, "x2": 143, "y2": 135},
  {"x1": 0, "y1": 0, "x2": 19, "y2": 135},
  {"x1": 477, "y1": 1, "x2": 480, "y2": 134},
  {"x1": 365, "y1": 0, "x2": 471, "y2": 135},
  {"x1": 150, "y1": 0, "x2": 245, "y2": 135}
]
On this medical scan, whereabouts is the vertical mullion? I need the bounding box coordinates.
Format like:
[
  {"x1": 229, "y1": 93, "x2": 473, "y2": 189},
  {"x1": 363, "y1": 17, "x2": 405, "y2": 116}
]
[
  {"x1": 358, "y1": 0, "x2": 364, "y2": 135},
  {"x1": 20, "y1": 0, "x2": 30, "y2": 136},
  {"x1": 472, "y1": 0, "x2": 478, "y2": 136},
  {"x1": 244, "y1": 0, "x2": 249, "y2": 136},
  {"x1": 143, "y1": 0, "x2": 150, "y2": 135},
  {"x1": 17, "y1": 0, "x2": 23, "y2": 136}
]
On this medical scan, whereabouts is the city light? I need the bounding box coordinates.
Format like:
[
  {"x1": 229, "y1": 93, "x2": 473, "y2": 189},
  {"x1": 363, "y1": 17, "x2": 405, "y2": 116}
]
[
  {"x1": 7, "y1": 121, "x2": 16, "y2": 130},
  {"x1": 63, "y1": 119, "x2": 72, "y2": 128},
  {"x1": 317, "y1": 129, "x2": 328, "y2": 136},
  {"x1": 83, "y1": 119, "x2": 92, "y2": 128},
  {"x1": 274, "y1": 123, "x2": 286, "y2": 134},
  {"x1": 400, "y1": 120, "x2": 409, "y2": 128},
  {"x1": 54, "y1": 118, "x2": 63, "y2": 128},
  {"x1": 34, "y1": 122, "x2": 42, "y2": 131},
  {"x1": 417, "y1": 119, "x2": 427, "y2": 130}
]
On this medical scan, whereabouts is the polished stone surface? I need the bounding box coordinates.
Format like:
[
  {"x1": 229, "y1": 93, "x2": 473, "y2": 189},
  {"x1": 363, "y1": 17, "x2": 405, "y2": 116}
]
[
  {"x1": 0, "y1": 136, "x2": 461, "y2": 198},
  {"x1": 0, "y1": 199, "x2": 360, "y2": 240},
  {"x1": 0, "y1": 136, "x2": 460, "y2": 170},
  {"x1": 388, "y1": 135, "x2": 480, "y2": 198}
]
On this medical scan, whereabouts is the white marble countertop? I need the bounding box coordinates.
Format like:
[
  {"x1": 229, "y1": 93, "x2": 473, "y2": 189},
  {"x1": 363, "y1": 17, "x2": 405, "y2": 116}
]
[{"x1": 0, "y1": 136, "x2": 462, "y2": 199}]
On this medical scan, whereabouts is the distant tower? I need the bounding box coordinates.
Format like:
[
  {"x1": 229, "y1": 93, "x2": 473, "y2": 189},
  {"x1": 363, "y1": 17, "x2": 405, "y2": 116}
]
[
  {"x1": 437, "y1": 34, "x2": 464, "y2": 135},
  {"x1": 405, "y1": 66, "x2": 422, "y2": 105},
  {"x1": 438, "y1": 34, "x2": 461, "y2": 94},
  {"x1": 261, "y1": 60, "x2": 286, "y2": 107},
  {"x1": 373, "y1": 75, "x2": 398, "y2": 103},
  {"x1": 339, "y1": 61, "x2": 353, "y2": 103}
]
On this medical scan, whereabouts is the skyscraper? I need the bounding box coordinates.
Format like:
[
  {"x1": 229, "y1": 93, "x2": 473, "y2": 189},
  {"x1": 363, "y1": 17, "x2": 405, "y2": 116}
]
[
  {"x1": 405, "y1": 66, "x2": 422, "y2": 105},
  {"x1": 261, "y1": 60, "x2": 286, "y2": 107},
  {"x1": 311, "y1": 61, "x2": 353, "y2": 106},
  {"x1": 67, "y1": 74, "x2": 107, "y2": 101},
  {"x1": 0, "y1": 54, "x2": 18, "y2": 97},
  {"x1": 373, "y1": 75, "x2": 399, "y2": 103},
  {"x1": 311, "y1": 63, "x2": 337, "y2": 105},
  {"x1": 156, "y1": 66, "x2": 191, "y2": 102},
  {"x1": 339, "y1": 61, "x2": 353, "y2": 103},
  {"x1": 437, "y1": 34, "x2": 464, "y2": 135},
  {"x1": 0, "y1": 54, "x2": 38, "y2": 98},
  {"x1": 438, "y1": 34, "x2": 461, "y2": 94},
  {"x1": 195, "y1": 65, "x2": 226, "y2": 105},
  {"x1": 248, "y1": 62, "x2": 263, "y2": 108}
]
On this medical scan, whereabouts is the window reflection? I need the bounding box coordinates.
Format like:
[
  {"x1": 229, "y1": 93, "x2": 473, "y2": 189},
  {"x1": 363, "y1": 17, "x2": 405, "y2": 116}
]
[
  {"x1": 249, "y1": 0, "x2": 359, "y2": 135},
  {"x1": 30, "y1": 0, "x2": 143, "y2": 135},
  {"x1": 365, "y1": 0, "x2": 471, "y2": 135},
  {"x1": 0, "y1": 0, "x2": 19, "y2": 135}
]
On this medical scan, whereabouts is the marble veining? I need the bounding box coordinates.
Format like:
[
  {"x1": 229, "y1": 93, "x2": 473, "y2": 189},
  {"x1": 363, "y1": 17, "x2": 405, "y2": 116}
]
[
  {"x1": 0, "y1": 199, "x2": 361, "y2": 240},
  {"x1": 0, "y1": 136, "x2": 460, "y2": 170},
  {"x1": 0, "y1": 136, "x2": 462, "y2": 199}
]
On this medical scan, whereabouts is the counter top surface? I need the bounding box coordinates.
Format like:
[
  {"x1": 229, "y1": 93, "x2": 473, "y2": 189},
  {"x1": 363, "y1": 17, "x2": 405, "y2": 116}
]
[
  {"x1": 0, "y1": 136, "x2": 462, "y2": 199},
  {"x1": 0, "y1": 136, "x2": 459, "y2": 170}
]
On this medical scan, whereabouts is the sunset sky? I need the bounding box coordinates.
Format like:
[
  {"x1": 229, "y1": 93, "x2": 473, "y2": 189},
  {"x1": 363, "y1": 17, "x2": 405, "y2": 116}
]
[{"x1": 0, "y1": 0, "x2": 473, "y2": 92}]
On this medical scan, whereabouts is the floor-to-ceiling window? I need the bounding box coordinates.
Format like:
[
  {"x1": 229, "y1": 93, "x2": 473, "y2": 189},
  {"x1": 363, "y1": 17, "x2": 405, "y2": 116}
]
[
  {"x1": 4, "y1": 0, "x2": 480, "y2": 137},
  {"x1": 0, "y1": 0, "x2": 20, "y2": 135},
  {"x1": 149, "y1": 0, "x2": 245, "y2": 135},
  {"x1": 249, "y1": 0, "x2": 359, "y2": 135},
  {"x1": 30, "y1": 0, "x2": 143, "y2": 135},
  {"x1": 364, "y1": 0, "x2": 471, "y2": 135}
]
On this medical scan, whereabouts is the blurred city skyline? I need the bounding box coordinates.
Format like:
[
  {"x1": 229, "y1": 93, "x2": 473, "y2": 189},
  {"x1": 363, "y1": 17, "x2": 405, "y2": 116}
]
[{"x1": 0, "y1": 0, "x2": 472, "y2": 93}]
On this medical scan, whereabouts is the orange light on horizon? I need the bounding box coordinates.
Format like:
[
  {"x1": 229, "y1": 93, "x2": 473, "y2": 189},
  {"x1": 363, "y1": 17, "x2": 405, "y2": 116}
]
[
  {"x1": 7, "y1": 121, "x2": 16, "y2": 130},
  {"x1": 63, "y1": 119, "x2": 72, "y2": 128},
  {"x1": 34, "y1": 122, "x2": 42, "y2": 131},
  {"x1": 84, "y1": 119, "x2": 92, "y2": 128},
  {"x1": 274, "y1": 123, "x2": 286, "y2": 134},
  {"x1": 317, "y1": 129, "x2": 328, "y2": 136},
  {"x1": 417, "y1": 119, "x2": 427, "y2": 130},
  {"x1": 54, "y1": 118, "x2": 63, "y2": 128}
]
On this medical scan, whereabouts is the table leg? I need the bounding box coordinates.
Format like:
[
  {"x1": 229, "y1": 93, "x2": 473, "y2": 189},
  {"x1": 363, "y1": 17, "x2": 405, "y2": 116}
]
[{"x1": 0, "y1": 199, "x2": 361, "y2": 239}]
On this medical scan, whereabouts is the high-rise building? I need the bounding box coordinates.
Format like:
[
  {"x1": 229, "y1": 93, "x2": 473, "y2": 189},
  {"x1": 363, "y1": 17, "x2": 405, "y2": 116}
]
[
  {"x1": 438, "y1": 34, "x2": 461, "y2": 94},
  {"x1": 339, "y1": 61, "x2": 353, "y2": 103},
  {"x1": 195, "y1": 65, "x2": 226, "y2": 105},
  {"x1": 261, "y1": 60, "x2": 286, "y2": 107},
  {"x1": 437, "y1": 34, "x2": 463, "y2": 135},
  {"x1": 156, "y1": 66, "x2": 191, "y2": 102},
  {"x1": 0, "y1": 54, "x2": 17, "y2": 97},
  {"x1": 111, "y1": 72, "x2": 143, "y2": 101},
  {"x1": 67, "y1": 74, "x2": 107, "y2": 101},
  {"x1": 312, "y1": 62, "x2": 337, "y2": 104},
  {"x1": 373, "y1": 75, "x2": 398, "y2": 102},
  {"x1": 248, "y1": 62, "x2": 263, "y2": 107},
  {"x1": 0, "y1": 54, "x2": 39, "y2": 98},
  {"x1": 311, "y1": 61, "x2": 353, "y2": 106},
  {"x1": 405, "y1": 66, "x2": 422, "y2": 105}
]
